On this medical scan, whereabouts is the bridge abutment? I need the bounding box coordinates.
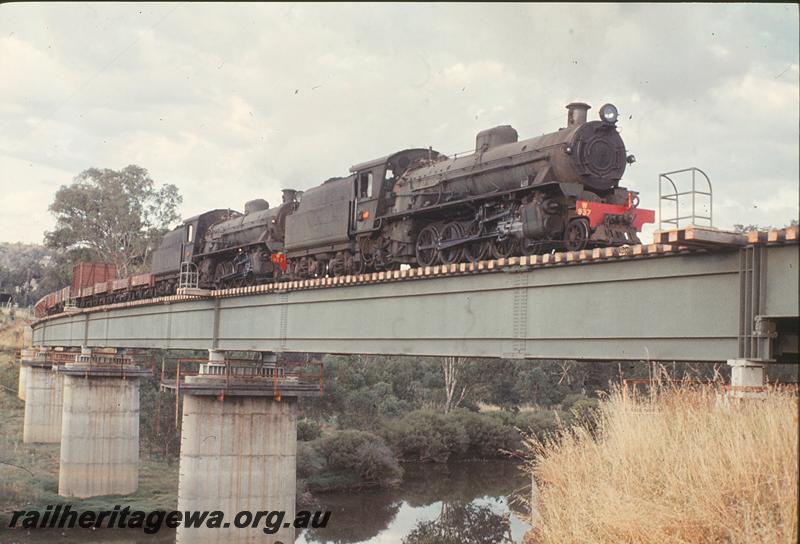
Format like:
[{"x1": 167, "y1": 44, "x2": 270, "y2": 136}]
[{"x1": 57, "y1": 349, "x2": 150, "y2": 498}]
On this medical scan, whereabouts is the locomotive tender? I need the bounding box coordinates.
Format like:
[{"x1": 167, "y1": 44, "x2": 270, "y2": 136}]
[{"x1": 36, "y1": 102, "x2": 654, "y2": 316}]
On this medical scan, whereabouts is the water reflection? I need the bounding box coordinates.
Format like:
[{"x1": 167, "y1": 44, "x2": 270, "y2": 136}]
[
  {"x1": 402, "y1": 501, "x2": 514, "y2": 544},
  {"x1": 299, "y1": 461, "x2": 530, "y2": 544}
]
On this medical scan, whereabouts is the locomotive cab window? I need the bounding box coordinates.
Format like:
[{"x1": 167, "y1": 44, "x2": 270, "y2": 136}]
[
  {"x1": 356, "y1": 172, "x2": 373, "y2": 198},
  {"x1": 186, "y1": 224, "x2": 194, "y2": 243}
]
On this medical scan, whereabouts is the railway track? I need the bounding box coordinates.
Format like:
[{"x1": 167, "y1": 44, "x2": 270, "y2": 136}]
[{"x1": 33, "y1": 226, "x2": 798, "y2": 325}]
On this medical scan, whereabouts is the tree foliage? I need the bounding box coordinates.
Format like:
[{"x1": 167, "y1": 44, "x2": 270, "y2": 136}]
[{"x1": 45, "y1": 165, "x2": 182, "y2": 276}]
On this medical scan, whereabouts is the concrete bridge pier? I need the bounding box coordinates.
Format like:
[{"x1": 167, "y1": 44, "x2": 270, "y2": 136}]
[
  {"x1": 58, "y1": 347, "x2": 150, "y2": 498},
  {"x1": 175, "y1": 350, "x2": 306, "y2": 544},
  {"x1": 16, "y1": 347, "x2": 37, "y2": 400},
  {"x1": 22, "y1": 347, "x2": 64, "y2": 443},
  {"x1": 727, "y1": 359, "x2": 766, "y2": 398}
]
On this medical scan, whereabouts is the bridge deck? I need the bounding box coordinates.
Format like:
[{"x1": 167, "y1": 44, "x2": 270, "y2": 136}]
[{"x1": 32, "y1": 237, "x2": 799, "y2": 363}]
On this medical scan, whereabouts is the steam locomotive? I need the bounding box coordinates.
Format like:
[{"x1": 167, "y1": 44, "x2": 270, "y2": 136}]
[{"x1": 36, "y1": 102, "x2": 654, "y2": 315}]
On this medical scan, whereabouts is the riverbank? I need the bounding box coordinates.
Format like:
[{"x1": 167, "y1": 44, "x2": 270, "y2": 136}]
[{"x1": 526, "y1": 385, "x2": 799, "y2": 544}]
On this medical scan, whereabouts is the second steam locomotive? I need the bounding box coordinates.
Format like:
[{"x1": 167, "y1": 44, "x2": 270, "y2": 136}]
[{"x1": 38, "y1": 102, "x2": 655, "y2": 314}]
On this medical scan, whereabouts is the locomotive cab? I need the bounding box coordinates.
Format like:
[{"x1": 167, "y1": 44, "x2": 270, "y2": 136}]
[
  {"x1": 151, "y1": 210, "x2": 235, "y2": 279},
  {"x1": 351, "y1": 163, "x2": 379, "y2": 233},
  {"x1": 350, "y1": 148, "x2": 443, "y2": 233},
  {"x1": 182, "y1": 217, "x2": 199, "y2": 263}
]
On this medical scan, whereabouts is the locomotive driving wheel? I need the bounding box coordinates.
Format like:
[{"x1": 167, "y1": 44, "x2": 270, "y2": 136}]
[
  {"x1": 565, "y1": 218, "x2": 591, "y2": 251},
  {"x1": 439, "y1": 222, "x2": 464, "y2": 265},
  {"x1": 342, "y1": 252, "x2": 358, "y2": 275},
  {"x1": 214, "y1": 261, "x2": 234, "y2": 288},
  {"x1": 330, "y1": 252, "x2": 346, "y2": 277},
  {"x1": 373, "y1": 237, "x2": 393, "y2": 270},
  {"x1": 351, "y1": 254, "x2": 366, "y2": 275},
  {"x1": 358, "y1": 237, "x2": 375, "y2": 270},
  {"x1": 490, "y1": 236, "x2": 518, "y2": 259},
  {"x1": 415, "y1": 225, "x2": 439, "y2": 267},
  {"x1": 463, "y1": 221, "x2": 490, "y2": 263},
  {"x1": 295, "y1": 257, "x2": 309, "y2": 279}
]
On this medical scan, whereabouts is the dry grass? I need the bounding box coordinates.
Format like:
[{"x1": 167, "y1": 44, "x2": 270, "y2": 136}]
[
  {"x1": 526, "y1": 385, "x2": 799, "y2": 544},
  {"x1": 0, "y1": 318, "x2": 31, "y2": 350}
]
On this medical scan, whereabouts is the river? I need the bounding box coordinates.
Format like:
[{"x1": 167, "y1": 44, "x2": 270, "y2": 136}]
[{"x1": 298, "y1": 460, "x2": 532, "y2": 544}]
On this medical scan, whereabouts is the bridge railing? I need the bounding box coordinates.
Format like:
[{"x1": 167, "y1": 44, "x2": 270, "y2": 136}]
[{"x1": 162, "y1": 356, "x2": 325, "y2": 402}]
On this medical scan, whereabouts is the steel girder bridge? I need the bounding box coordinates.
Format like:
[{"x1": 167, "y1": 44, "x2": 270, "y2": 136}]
[{"x1": 31, "y1": 231, "x2": 799, "y2": 365}]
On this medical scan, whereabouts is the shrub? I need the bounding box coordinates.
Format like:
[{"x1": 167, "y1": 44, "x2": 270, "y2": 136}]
[
  {"x1": 561, "y1": 393, "x2": 589, "y2": 410},
  {"x1": 337, "y1": 383, "x2": 413, "y2": 430},
  {"x1": 448, "y1": 410, "x2": 520, "y2": 458},
  {"x1": 320, "y1": 430, "x2": 374, "y2": 469},
  {"x1": 318, "y1": 430, "x2": 402, "y2": 486},
  {"x1": 297, "y1": 418, "x2": 322, "y2": 441},
  {"x1": 514, "y1": 409, "x2": 565, "y2": 440},
  {"x1": 383, "y1": 410, "x2": 468, "y2": 463},
  {"x1": 354, "y1": 441, "x2": 403, "y2": 483},
  {"x1": 296, "y1": 441, "x2": 325, "y2": 479}
]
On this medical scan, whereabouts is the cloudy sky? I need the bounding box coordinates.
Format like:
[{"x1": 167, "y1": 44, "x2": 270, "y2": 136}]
[{"x1": 1, "y1": 3, "x2": 797, "y2": 244}]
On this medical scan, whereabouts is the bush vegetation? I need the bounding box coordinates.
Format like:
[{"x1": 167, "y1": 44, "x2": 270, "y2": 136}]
[
  {"x1": 297, "y1": 418, "x2": 322, "y2": 441},
  {"x1": 299, "y1": 430, "x2": 402, "y2": 491}
]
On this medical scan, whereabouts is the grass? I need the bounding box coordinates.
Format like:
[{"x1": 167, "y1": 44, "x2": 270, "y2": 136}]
[
  {"x1": 0, "y1": 317, "x2": 30, "y2": 351},
  {"x1": 525, "y1": 384, "x2": 799, "y2": 544}
]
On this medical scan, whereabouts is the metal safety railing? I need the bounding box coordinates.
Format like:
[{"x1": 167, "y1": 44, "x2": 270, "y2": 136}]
[
  {"x1": 658, "y1": 168, "x2": 713, "y2": 229},
  {"x1": 35, "y1": 350, "x2": 81, "y2": 366},
  {"x1": 162, "y1": 356, "x2": 324, "y2": 427},
  {"x1": 29, "y1": 350, "x2": 154, "y2": 383}
]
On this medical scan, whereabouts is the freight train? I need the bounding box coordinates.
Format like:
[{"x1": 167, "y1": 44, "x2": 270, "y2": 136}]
[{"x1": 35, "y1": 102, "x2": 654, "y2": 317}]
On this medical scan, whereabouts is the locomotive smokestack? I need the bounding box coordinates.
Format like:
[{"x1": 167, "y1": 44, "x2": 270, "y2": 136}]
[
  {"x1": 282, "y1": 189, "x2": 298, "y2": 203},
  {"x1": 566, "y1": 102, "x2": 591, "y2": 126}
]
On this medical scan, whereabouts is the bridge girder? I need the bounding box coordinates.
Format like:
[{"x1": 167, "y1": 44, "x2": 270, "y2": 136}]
[{"x1": 32, "y1": 244, "x2": 799, "y2": 363}]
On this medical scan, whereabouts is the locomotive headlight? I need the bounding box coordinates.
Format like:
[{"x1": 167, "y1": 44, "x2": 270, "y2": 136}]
[{"x1": 599, "y1": 103, "x2": 619, "y2": 124}]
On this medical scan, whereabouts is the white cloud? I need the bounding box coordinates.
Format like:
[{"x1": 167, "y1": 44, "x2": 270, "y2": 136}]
[{"x1": 0, "y1": 3, "x2": 797, "y2": 244}]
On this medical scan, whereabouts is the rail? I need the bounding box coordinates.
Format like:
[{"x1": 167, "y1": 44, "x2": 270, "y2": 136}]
[
  {"x1": 33, "y1": 226, "x2": 798, "y2": 325},
  {"x1": 29, "y1": 226, "x2": 799, "y2": 364}
]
